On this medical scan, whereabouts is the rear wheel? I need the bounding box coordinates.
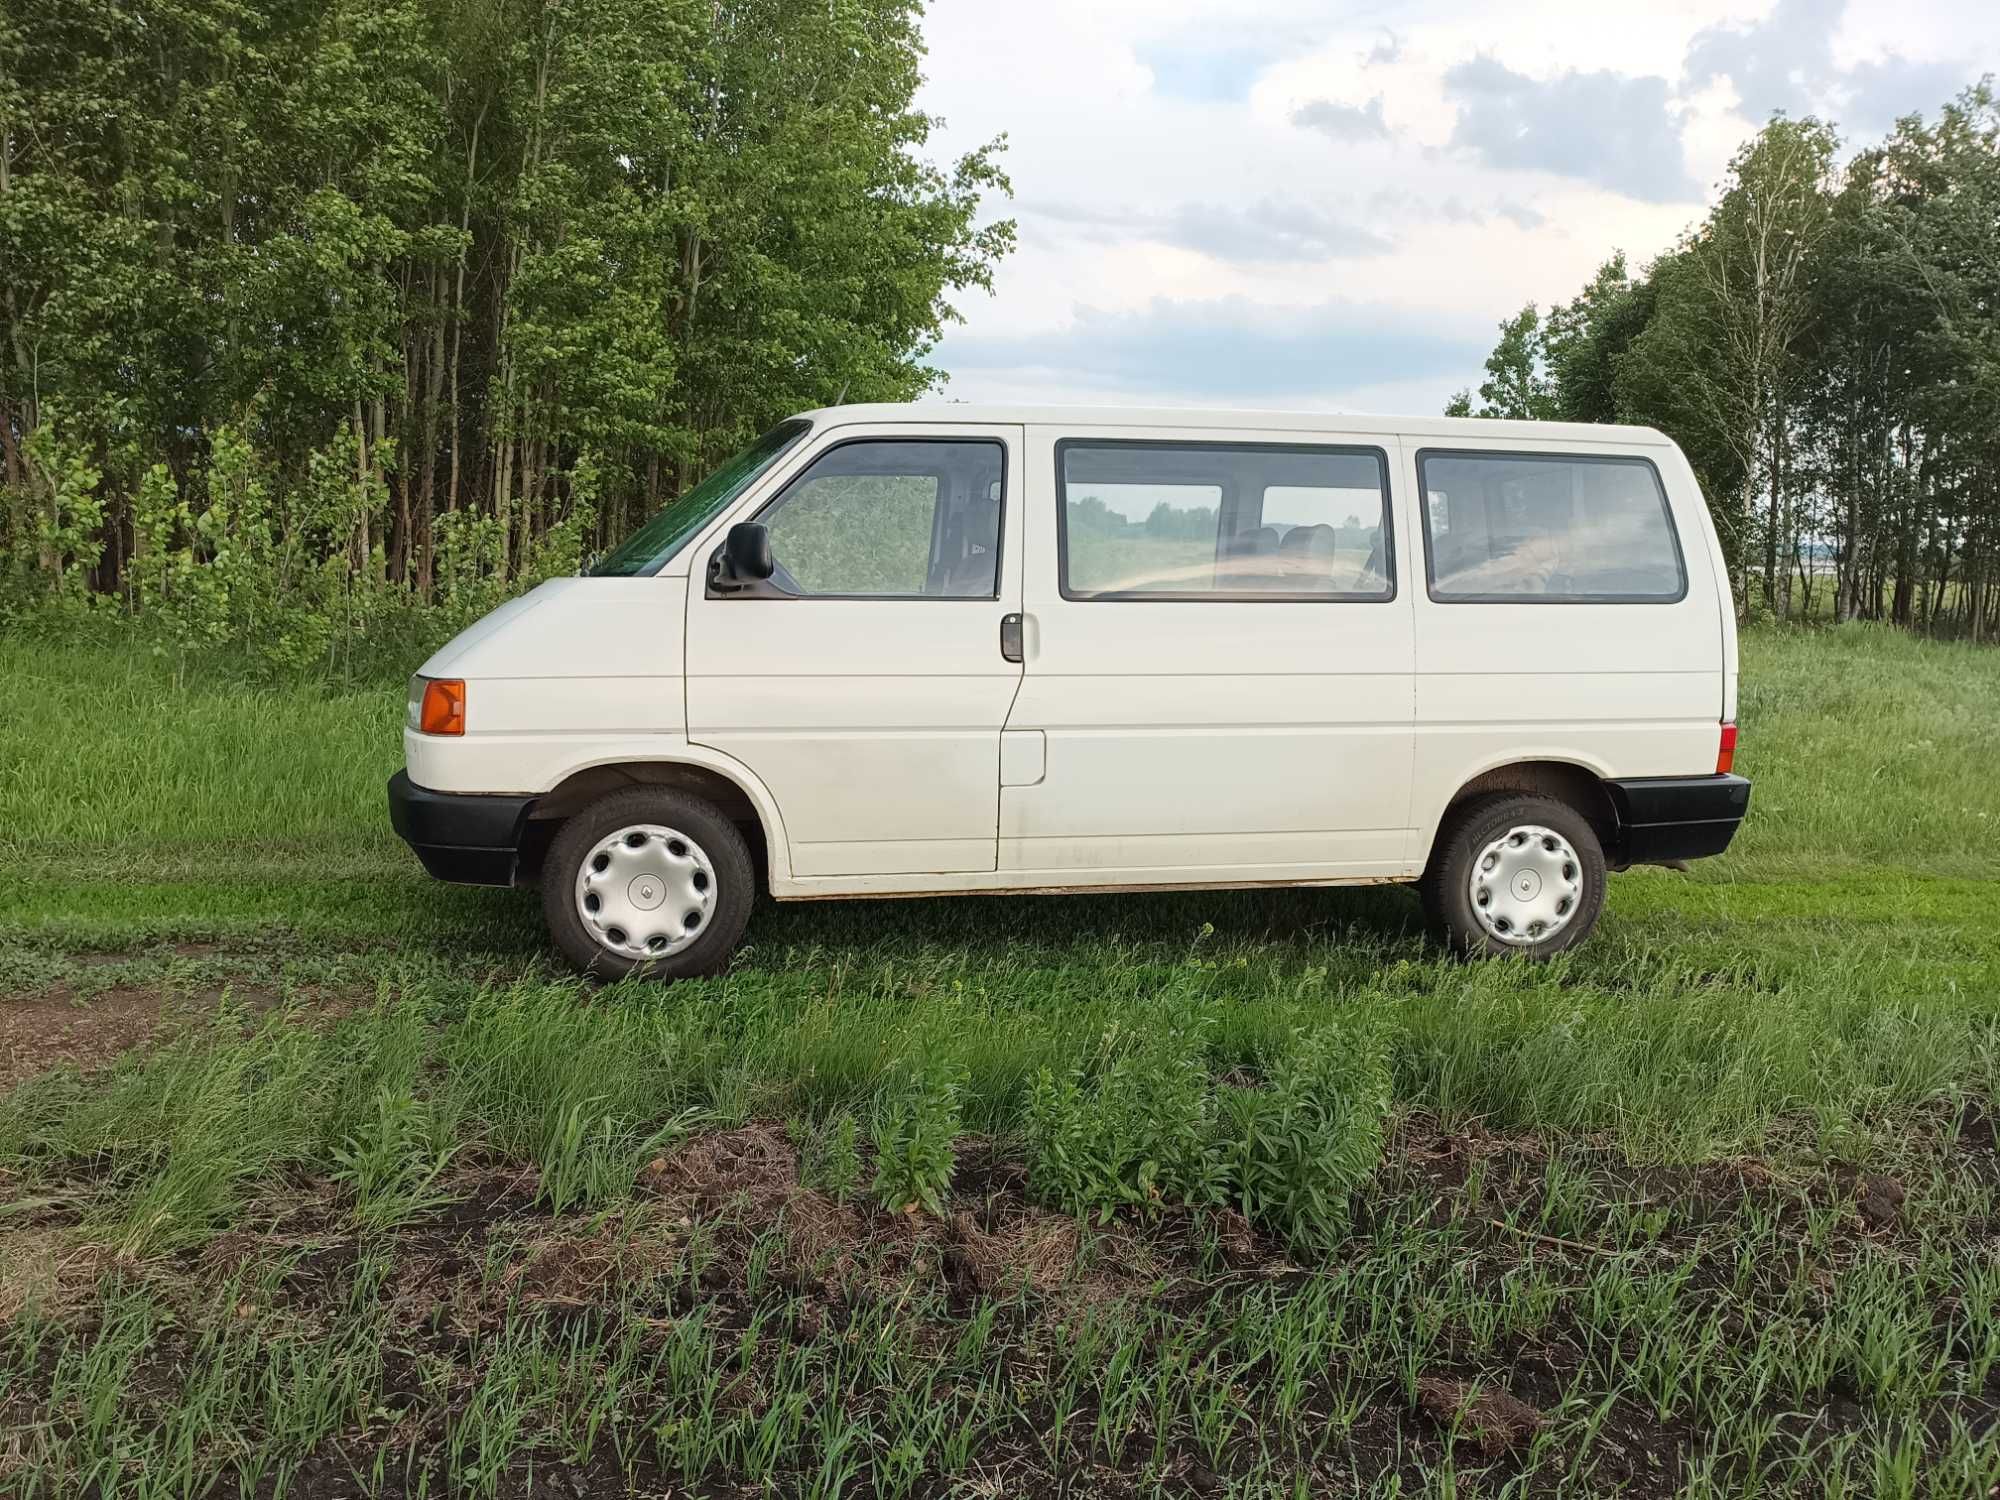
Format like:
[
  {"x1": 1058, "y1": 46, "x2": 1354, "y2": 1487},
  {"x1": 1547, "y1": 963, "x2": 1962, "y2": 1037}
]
[
  {"x1": 1420, "y1": 793, "x2": 1606, "y2": 959},
  {"x1": 542, "y1": 786, "x2": 755, "y2": 980}
]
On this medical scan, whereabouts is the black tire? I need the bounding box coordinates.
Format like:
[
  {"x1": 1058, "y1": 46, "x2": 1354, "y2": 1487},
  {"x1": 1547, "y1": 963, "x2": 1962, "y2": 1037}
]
[
  {"x1": 1420, "y1": 793, "x2": 1607, "y2": 959},
  {"x1": 541, "y1": 786, "x2": 756, "y2": 981}
]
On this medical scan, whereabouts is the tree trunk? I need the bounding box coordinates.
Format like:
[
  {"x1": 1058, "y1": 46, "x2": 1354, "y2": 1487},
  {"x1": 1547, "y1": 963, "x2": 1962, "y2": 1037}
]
[
  {"x1": 352, "y1": 401, "x2": 370, "y2": 572},
  {"x1": 418, "y1": 261, "x2": 444, "y2": 596},
  {"x1": 1763, "y1": 397, "x2": 1780, "y2": 615}
]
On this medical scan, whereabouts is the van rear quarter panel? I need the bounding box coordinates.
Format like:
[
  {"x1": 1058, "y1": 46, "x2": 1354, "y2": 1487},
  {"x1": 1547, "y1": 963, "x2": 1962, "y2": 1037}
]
[{"x1": 1403, "y1": 435, "x2": 1726, "y2": 857}]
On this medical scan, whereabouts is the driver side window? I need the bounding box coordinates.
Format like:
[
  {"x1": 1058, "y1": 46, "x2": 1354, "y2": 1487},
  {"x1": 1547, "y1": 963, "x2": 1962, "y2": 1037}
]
[{"x1": 759, "y1": 439, "x2": 1005, "y2": 598}]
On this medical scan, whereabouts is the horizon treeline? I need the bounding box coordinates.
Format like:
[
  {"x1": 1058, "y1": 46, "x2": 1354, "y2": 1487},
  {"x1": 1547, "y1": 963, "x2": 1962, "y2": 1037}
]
[
  {"x1": 1449, "y1": 84, "x2": 2000, "y2": 640},
  {"x1": 0, "y1": 0, "x2": 1011, "y2": 669}
]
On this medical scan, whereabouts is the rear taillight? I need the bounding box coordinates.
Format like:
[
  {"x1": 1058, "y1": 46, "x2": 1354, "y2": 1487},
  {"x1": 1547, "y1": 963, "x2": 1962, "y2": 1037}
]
[{"x1": 1717, "y1": 723, "x2": 1738, "y2": 775}]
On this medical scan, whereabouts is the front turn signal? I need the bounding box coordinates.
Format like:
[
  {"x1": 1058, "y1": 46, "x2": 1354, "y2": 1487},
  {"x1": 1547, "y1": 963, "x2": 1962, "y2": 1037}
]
[
  {"x1": 420, "y1": 678, "x2": 466, "y2": 736},
  {"x1": 1717, "y1": 722, "x2": 1738, "y2": 775}
]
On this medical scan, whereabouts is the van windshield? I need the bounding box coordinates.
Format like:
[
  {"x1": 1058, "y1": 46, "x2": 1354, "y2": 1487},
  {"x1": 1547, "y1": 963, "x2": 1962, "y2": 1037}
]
[{"x1": 589, "y1": 420, "x2": 812, "y2": 577}]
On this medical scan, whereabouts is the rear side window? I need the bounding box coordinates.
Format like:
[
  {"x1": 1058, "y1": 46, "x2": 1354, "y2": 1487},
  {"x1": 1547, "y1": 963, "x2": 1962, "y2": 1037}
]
[
  {"x1": 1057, "y1": 440, "x2": 1393, "y2": 600},
  {"x1": 1418, "y1": 450, "x2": 1686, "y2": 602}
]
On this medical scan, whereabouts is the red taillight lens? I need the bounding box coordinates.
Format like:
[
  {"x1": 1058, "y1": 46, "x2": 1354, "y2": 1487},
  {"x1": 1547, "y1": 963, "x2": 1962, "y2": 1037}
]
[
  {"x1": 1717, "y1": 723, "x2": 1738, "y2": 775},
  {"x1": 420, "y1": 678, "x2": 466, "y2": 736}
]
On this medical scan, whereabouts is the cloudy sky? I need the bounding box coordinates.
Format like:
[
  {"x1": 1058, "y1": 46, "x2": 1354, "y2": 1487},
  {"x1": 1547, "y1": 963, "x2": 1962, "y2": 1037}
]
[{"x1": 915, "y1": 0, "x2": 1998, "y2": 415}]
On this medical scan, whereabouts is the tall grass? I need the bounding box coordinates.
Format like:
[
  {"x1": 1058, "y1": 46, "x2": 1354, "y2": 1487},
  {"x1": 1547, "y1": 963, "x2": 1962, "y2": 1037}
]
[
  {"x1": 7, "y1": 621, "x2": 2000, "y2": 880},
  {"x1": 0, "y1": 638, "x2": 400, "y2": 869},
  {"x1": 4, "y1": 619, "x2": 2000, "y2": 1500},
  {"x1": 5, "y1": 935, "x2": 1995, "y2": 1265},
  {"x1": 2, "y1": 999, "x2": 431, "y2": 1253},
  {"x1": 1729, "y1": 623, "x2": 2000, "y2": 876}
]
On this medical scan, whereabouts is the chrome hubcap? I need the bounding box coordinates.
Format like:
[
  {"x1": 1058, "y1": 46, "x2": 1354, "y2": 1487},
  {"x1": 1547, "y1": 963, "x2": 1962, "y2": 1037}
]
[
  {"x1": 1469, "y1": 824, "x2": 1583, "y2": 946},
  {"x1": 574, "y1": 824, "x2": 716, "y2": 960}
]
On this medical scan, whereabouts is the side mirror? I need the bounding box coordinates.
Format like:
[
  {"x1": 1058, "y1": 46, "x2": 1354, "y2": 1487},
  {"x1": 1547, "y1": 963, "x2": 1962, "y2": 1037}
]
[{"x1": 722, "y1": 522, "x2": 775, "y2": 582}]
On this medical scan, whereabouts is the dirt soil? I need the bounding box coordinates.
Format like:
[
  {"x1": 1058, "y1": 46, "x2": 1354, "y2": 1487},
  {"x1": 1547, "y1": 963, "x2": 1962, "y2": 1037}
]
[
  {"x1": 4, "y1": 1003, "x2": 1998, "y2": 1497},
  {"x1": 0, "y1": 978, "x2": 331, "y2": 1093},
  {"x1": 5, "y1": 1109, "x2": 1993, "y2": 1499},
  {"x1": 0, "y1": 987, "x2": 177, "y2": 1093}
]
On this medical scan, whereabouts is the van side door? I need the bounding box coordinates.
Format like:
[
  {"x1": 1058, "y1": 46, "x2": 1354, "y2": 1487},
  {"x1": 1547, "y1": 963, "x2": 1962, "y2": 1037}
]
[
  {"x1": 683, "y1": 423, "x2": 1024, "y2": 878},
  {"x1": 999, "y1": 424, "x2": 1417, "y2": 882}
]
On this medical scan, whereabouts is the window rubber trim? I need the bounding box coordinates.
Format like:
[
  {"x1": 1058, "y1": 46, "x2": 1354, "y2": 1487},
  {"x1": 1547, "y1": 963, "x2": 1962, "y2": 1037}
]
[
  {"x1": 1414, "y1": 447, "x2": 1690, "y2": 605},
  {"x1": 708, "y1": 434, "x2": 1010, "y2": 602},
  {"x1": 1053, "y1": 437, "x2": 1398, "y2": 603}
]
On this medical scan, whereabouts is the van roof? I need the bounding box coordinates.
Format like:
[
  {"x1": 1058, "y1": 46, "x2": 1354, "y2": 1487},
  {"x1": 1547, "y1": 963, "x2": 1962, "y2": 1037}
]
[{"x1": 797, "y1": 402, "x2": 1672, "y2": 447}]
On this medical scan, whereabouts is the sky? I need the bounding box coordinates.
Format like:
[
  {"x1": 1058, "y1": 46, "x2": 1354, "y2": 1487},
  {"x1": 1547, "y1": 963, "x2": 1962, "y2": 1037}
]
[{"x1": 914, "y1": 0, "x2": 1999, "y2": 417}]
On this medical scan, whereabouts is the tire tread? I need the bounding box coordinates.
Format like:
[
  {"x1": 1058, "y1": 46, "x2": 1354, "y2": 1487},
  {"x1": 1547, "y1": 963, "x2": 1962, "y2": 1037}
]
[
  {"x1": 1420, "y1": 792, "x2": 1607, "y2": 959},
  {"x1": 540, "y1": 786, "x2": 755, "y2": 981}
]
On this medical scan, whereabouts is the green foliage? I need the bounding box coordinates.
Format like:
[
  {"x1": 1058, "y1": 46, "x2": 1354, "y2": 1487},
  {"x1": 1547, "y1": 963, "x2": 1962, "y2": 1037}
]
[
  {"x1": 767, "y1": 476, "x2": 937, "y2": 595},
  {"x1": 1451, "y1": 88, "x2": 2000, "y2": 639},
  {"x1": 1024, "y1": 1016, "x2": 1224, "y2": 1222},
  {"x1": 871, "y1": 1056, "x2": 965, "y2": 1217},
  {"x1": 7, "y1": 410, "x2": 108, "y2": 612},
  {"x1": 330, "y1": 1086, "x2": 459, "y2": 1229},
  {"x1": 1, "y1": 1000, "x2": 433, "y2": 1255},
  {"x1": 1542, "y1": 251, "x2": 1653, "y2": 425},
  {"x1": 1021, "y1": 1015, "x2": 1391, "y2": 1246},
  {"x1": 1456, "y1": 304, "x2": 1560, "y2": 421},
  {"x1": 1220, "y1": 1024, "x2": 1391, "y2": 1251},
  {"x1": 0, "y1": 0, "x2": 1014, "y2": 660},
  {"x1": 438, "y1": 983, "x2": 694, "y2": 1213}
]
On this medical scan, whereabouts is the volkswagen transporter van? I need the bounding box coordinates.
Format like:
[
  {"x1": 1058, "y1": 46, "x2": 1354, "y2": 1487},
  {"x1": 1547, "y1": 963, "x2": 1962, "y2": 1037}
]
[{"x1": 389, "y1": 405, "x2": 1750, "y2": 978}]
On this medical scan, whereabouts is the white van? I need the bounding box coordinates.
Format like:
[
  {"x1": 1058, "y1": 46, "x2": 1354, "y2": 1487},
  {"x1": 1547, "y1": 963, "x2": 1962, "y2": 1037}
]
[{"x1": 389, "y1": 405, "x2": 1749, "y2": 978}]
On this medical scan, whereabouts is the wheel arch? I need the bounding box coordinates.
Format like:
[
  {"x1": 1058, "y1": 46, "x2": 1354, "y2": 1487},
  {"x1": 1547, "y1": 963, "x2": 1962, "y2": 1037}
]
[
  {"x1": 1421, "y1": 757, "x2": 1623, "y2": 872},
  {"x1": 520, "y1": 752, "x2": 789, "y2": 889}
]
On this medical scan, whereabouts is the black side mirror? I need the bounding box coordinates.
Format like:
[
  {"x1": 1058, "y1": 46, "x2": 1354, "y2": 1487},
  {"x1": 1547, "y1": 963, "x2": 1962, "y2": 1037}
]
[{"x1": 722, "y1": 522, "x2": 774, "y2": 582}]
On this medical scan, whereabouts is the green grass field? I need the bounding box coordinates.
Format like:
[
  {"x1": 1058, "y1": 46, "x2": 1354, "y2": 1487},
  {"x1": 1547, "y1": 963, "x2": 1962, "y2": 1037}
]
[{"x1": 2, "y1": 623, "x2": 1999, "y2": 1497}]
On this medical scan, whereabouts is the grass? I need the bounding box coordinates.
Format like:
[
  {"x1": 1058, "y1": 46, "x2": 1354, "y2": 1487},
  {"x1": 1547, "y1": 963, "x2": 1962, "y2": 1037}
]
[{"x1": 1, "y1": 621, "x2": 1998, "y2": 1495}]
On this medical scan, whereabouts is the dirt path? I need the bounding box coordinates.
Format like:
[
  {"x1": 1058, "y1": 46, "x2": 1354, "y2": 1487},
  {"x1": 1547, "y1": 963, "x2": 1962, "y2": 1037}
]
[
  {"x1": 0, "y1": 988, "x2": 177, "y2": 1093},
  {"x1": 0, "y1": 975, "x2": 306, "y2": 1093}
]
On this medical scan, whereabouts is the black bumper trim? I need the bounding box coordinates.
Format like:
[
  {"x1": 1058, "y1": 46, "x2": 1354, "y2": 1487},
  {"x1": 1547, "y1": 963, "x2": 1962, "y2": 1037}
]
[
  {"x1": 388, "y1": 771, "x2": 536, "y2": 887},
  {"x1": 1605, "y1": 773, "x2": 1751, "y2": 865}
]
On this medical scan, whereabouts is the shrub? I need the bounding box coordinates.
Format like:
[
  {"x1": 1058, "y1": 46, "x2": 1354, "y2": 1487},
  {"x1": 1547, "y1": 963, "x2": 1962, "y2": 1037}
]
[
  {"x1": 1024, "y1": 1017, "x2": 1224, "y2": 1223},
  {"x1": 1220, "y1": 1024, "x2": 1392, "y2": 1251},
  {"x1": 4, "y1": 419, "x2": 597, "y2": 685},
  {"x1": 871, "y1": 1056, "x2": 966, "y2": 1216}
]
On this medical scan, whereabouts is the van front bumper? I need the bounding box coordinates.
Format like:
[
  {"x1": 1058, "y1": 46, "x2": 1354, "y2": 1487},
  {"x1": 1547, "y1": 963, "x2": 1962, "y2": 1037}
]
[
  {"x1": 1605, "y1": 774, "x2": 1752, "y2": 865},
  {"x1": 387, "y1": 771, "x2": 536, "y2": 887}
]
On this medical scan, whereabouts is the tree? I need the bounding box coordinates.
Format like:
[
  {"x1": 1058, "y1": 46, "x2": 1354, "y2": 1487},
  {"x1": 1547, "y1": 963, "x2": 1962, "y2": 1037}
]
[
  {"x1": 0, "y1": 0, "x2": 1015, "y2": 624},
  {"x1": 1452, "y1": 304, "x2": 1559, "y2": 420},
  {"x1": 1542, "y1": 253, "x2": 1655, "y2": 425},
  {"x1": 1443, "y1": 89, "x2": 2000, "y2": 640}
]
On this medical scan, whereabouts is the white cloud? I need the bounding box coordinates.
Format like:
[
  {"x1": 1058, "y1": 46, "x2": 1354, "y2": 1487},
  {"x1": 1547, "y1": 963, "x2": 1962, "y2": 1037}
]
[
  {"x1": 1292, "y1": 95, "x2": 1392, "y2": 142},
  {"x1": 917, "y1": 0, "x2": 2000, "y2": 413},
  {"x1": 1033, "y1": 196, "x2": 1398, "y2": 263},
  {"x1": 1440, "y1": 58, "x2": 1698, "y2": 204},
  {"x1": 941, "y1": 294, "x2": 1487, "y2": 407}
]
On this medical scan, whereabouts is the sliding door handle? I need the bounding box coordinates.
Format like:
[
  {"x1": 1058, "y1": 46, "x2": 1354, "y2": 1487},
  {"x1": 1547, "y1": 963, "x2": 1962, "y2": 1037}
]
[{"x1": 1000, "y1": 612, "x2": 1024, "y2": 663}]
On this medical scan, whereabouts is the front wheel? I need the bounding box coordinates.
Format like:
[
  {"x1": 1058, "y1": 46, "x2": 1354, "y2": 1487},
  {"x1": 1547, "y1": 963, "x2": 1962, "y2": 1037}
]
[
  {"x1": 1420, "y1": 793, "x2": 1607, "y2": 959},
  {"x1": 541, "y1": 786, "x2": 755, "y2": 980}
]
